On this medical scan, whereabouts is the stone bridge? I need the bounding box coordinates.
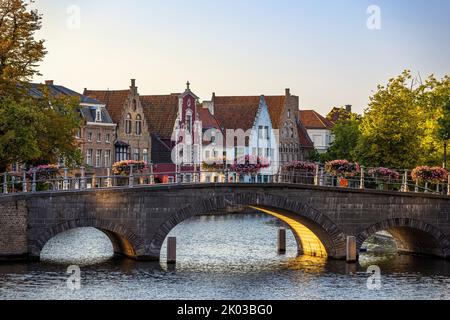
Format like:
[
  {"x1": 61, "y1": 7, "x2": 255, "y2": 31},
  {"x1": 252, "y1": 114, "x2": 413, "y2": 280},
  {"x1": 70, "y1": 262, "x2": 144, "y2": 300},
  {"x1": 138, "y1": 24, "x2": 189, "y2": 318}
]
[{"x1": 0, "y1": 183, "x2": 449, "y2": 262}]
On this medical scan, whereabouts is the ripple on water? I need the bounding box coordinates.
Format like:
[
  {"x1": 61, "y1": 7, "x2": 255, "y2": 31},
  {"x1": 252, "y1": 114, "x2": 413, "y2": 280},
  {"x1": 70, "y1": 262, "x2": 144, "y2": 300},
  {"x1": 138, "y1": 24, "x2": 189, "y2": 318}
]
[{"x1": 40, "y1": 227, "x2": 114, "y2": 265}]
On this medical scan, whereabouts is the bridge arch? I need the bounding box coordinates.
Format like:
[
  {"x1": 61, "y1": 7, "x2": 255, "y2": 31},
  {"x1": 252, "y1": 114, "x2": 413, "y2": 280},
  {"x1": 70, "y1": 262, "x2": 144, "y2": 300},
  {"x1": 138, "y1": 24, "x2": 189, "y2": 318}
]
[
  {"x1": 149, "y1": 192, "x2": 347, "y2": 260},
  {"x1": 30, "y1": 218, "x2": 146, "y2": 260},
  {"x1": 356, "y1": 218, "x2": 450, "y2": 258}
]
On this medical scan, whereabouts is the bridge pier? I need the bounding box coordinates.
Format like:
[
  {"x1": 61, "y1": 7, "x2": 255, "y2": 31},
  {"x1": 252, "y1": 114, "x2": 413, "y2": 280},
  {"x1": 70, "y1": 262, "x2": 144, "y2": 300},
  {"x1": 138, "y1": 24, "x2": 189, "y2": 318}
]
[
  {"x1": 167, "y1": 237, "x2": 177, "y2": 264},
  {"x1": 346, "y1": 236, "x2": 357, "y2": 263},
  {"x1": 278, "y1": 228, "x2": 287, "y2": 254}
]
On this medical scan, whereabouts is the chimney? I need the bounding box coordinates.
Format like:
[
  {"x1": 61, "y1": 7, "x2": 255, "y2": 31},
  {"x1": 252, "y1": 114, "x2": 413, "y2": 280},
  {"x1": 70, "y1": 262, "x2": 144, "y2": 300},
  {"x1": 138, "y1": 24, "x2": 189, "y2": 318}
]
[
  {"x1": 130, "y1": 79, "x2": 137, "y2": 94},
  {"x1": 285, "y1": 88, "x2": 291, "y2": 96},
  {"x1": 345, "y1": 104, "x2": 352, "y2": 113},
  {"x1": 209, "y1": 92, "x2": 216, "y2": 115},
  {"x1": 45, "y1": 80, "x2": 54, "y2": 86}
]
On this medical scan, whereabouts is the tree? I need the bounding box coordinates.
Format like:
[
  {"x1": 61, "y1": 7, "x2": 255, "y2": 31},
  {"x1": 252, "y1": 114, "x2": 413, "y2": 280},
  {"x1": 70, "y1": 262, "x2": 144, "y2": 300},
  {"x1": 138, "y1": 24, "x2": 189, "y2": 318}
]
[
  {"x1": 355, "y1": 71, "x2": 424, "y2": 169},
  {"x1": 0, "y1": 0, "x2": 46, "y2": 97},
  {"x1": 355, "y1": 71, "x2": 450, "y2": 169},
  {"x1": 0, "y1": 0, "x2": 82, "y2": 171},
  {"x1": 0, "y1": 93, "x2": 82, "y2": 171},
  {"x1": 324, "y1": 114, "x2": 361, "y2": 162},
  {"x1": 437, "y1": 101, "x2": 450, "y2": 168},
  {"x1": 416, "y1": 75, "x2": 450, "y2": 167}
]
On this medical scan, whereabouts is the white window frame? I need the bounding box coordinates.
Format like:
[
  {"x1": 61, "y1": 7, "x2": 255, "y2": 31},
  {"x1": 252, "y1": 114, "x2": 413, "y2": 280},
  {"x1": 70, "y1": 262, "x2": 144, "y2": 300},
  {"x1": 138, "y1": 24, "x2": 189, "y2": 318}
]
[
  {"x1": 95, "y1": 149, "x2": 102, "y2": 168},
  {"x1": 86, "y1": 149, "x2": 93, "y2": 166}
]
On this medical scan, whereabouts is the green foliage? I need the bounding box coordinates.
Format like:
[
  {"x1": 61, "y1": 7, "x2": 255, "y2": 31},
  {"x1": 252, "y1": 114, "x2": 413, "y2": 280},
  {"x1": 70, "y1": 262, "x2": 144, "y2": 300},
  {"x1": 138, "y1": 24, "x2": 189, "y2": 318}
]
[
  {"x1": 324, "y1": 114, "x2": 361, "y2": 162},
  {"x1": 355, "y1": 70, "x2": 449, "y2": 169},
  {"x1": 0, "y1": 0, "x2": 47, "y2": 97},
  {"x1": 306, "y1": 148, "x2": 321, "y2": 163},
  {"x1": 437, "y1": 101, "x2": 450, "y2": 141},
  {"x1": 0, "y1": 94, "x2": 83, "y2": 171},
  {"x1": 0, "y1": 1, "x2": 82, "y2": 171}
]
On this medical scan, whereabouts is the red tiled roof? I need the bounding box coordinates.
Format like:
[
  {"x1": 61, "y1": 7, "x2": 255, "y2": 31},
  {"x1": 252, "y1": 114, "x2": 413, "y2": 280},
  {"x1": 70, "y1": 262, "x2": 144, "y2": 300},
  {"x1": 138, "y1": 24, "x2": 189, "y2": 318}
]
[
  {"x1": 297, "y1": 119, "x2": 314, "y2": 148},
  {"x1": 83, "y1": 89, "x2": 130, "y2": 124},
  {"x1": 198, "y1": 108, "x2": 221, "y2": 130},
  {"x1": 264, "y1": 96, "x2": 286, "y2": 129},
  {"x1": 213, "y1": 96, "x2": 261, "y2": 131},
  {"x1": 140, "y1": 94, "x2": 180, "y2": 139},
  {"x1": 299, "y1": 110, "x2": 334, "y2": 130}
]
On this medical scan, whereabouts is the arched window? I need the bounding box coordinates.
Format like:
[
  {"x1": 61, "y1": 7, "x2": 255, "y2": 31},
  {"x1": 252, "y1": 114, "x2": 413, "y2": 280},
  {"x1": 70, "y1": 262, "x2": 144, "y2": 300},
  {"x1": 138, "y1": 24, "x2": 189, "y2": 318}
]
[
  {"x1": 185, "y1": 110, "x2": 193, "y2": 133},
  {"x1": 125, "y1": 114, "x2": 132, "y2": 135},
  {"x1": 136, "y1": 114, "x2": 142, "y2": 136}
]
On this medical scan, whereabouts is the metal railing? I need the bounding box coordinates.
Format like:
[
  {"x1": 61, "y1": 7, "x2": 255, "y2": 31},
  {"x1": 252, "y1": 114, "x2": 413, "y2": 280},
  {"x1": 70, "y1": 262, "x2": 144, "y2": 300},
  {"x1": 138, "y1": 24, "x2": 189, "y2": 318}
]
[{"x1": 1, "y1": 165, "x2": 449, "y2": 197}]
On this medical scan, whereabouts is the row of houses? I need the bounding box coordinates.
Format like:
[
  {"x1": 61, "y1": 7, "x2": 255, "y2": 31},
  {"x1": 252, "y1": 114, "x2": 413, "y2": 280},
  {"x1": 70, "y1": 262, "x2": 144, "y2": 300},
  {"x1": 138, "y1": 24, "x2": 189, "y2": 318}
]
[{"x1": 28, "y1": 79, "x2": 338, "y2": 182}]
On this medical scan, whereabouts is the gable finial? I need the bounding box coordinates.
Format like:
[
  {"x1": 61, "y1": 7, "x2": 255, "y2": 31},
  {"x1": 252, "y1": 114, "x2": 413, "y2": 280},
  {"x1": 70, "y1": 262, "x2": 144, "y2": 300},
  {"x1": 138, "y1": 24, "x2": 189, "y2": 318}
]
[{"x1": 186, "y1": 81, "x2": 191, "y2": 90}]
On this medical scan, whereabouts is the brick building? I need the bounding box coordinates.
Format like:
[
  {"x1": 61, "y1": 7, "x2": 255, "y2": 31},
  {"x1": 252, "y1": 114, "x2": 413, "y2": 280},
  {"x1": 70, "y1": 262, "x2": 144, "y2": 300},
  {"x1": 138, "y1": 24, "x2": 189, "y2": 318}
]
[
  {"x1": 265, "y1": 89, "x2": 314, "y2": 164},
  {"x1": 29, "y1": 81, "x2": 116, "y2": 176},
  {"x1": 140, "y1": 82, "x2": 201, "y2": 182},
  {"x1": 84, "y1": 79, "x2": 151, "y2": 164},
  {"x1": 203, "y1": 89, "x2": 315, "y2": 167}
]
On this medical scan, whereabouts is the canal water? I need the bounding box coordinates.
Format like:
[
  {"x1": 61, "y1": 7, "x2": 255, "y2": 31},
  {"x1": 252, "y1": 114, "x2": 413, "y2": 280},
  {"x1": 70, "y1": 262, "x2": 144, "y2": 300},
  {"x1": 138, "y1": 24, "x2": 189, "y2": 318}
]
[{"x1": 0, "y1": 214, "x2": 449, "y2": 300}]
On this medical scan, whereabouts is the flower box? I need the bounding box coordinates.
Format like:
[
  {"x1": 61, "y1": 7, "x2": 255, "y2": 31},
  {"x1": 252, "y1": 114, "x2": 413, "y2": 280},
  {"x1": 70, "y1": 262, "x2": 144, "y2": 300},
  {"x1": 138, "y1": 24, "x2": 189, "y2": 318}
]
[
  {"x1": 229, "y1": 155, "x2": 270, "y2": 175},
  {"x1": 325, "y1": 160, "x2": 360, "y2": 178},
  {"x1": 412, "y1": 166, "x2": 448, "y2": 184}
]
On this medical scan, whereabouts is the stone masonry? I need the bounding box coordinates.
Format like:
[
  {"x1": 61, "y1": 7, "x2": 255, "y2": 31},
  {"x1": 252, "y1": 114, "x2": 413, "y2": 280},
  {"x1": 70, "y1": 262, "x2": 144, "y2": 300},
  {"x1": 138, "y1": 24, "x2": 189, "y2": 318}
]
[{"x1": 0, "y1": 184, "x2": 449, "y2": 262}]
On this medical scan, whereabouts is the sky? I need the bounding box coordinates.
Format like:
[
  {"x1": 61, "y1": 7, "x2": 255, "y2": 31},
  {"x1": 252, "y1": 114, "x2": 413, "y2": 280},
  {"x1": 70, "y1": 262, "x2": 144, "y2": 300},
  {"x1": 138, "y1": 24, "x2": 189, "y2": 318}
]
[{"x1": 32, "y1": 0, "x2": 450, "y2": 115}]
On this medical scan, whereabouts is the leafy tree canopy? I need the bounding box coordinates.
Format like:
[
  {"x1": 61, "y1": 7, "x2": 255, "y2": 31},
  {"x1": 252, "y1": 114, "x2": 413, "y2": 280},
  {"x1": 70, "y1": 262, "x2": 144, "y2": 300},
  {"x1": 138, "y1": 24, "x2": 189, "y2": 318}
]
[{"x1": 0, "y1": 0, "x2": 82, "y2": 171}]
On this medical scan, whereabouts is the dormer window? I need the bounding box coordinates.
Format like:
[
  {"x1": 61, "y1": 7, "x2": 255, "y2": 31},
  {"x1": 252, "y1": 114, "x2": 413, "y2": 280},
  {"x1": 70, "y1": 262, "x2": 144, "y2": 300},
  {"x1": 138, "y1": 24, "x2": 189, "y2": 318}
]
[{"x1": 95, "y1": 107, "x2": 102, "y2": 122}]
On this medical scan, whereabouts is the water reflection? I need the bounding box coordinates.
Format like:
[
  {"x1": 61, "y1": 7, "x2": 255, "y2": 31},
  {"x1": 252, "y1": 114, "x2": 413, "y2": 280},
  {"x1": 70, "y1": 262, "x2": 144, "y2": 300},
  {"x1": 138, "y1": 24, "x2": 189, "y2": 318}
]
[{"x1": 40, "y1": 227, "x2": 114, "y2": 265}]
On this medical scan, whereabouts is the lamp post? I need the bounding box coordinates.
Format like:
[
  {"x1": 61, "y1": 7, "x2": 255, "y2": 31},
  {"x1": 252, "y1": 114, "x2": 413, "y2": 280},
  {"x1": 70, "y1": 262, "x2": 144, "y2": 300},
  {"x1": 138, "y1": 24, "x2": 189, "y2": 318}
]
[{"x1": 444, "y1": 140, "x2": 448, "y2": 169}]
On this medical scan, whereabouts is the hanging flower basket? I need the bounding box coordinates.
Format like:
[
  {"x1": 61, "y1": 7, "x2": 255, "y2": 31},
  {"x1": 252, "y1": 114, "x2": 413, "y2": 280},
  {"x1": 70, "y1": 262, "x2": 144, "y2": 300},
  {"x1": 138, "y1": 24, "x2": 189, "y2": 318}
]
[
  {"x1": 325, "y1": 160, "x2": 360, "y2": 178},
  {"x1": 229, "y1": 155, "x2": 270, "y2": 175},
  {"x1": 112, "y1": 160, "x2": 148, "y2": 176},
  {"x1": 283, "y1": 161, "x2": 316, "y2": 172},
  {"x1": 411, "y1": 166, "x2": 448, "y2": 184},
  {"x1": 368, "y1": 167, "x2": 401, "y2": 182}
]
